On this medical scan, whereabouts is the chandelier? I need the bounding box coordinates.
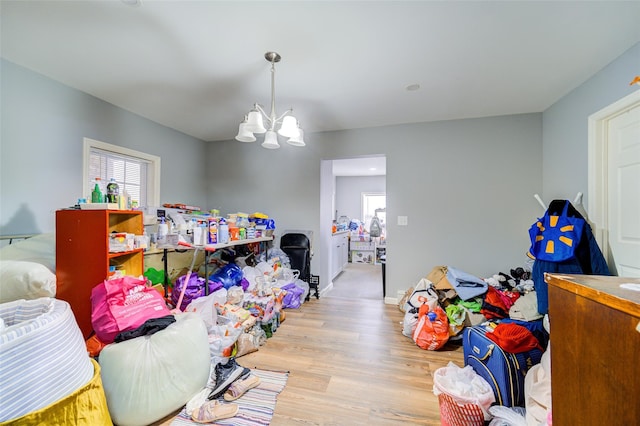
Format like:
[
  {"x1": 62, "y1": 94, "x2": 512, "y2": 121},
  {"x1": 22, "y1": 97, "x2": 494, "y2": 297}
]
[{"x1": 235, "y1": 52, "x2": 305, "y2": 149}]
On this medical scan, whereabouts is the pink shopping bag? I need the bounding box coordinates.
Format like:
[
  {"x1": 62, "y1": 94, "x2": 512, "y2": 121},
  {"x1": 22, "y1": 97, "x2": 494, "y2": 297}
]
[{"x1": 91, "y1": 276, "x2": 171, "y2": 343}]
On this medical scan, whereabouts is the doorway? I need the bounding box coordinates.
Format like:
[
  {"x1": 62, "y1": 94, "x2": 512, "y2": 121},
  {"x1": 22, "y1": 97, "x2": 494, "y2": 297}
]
[
  {"x1": 322, "y1": 155, "x2": 387, "y2": 299},
  {"x1": 588, "y1": 89, "x2": 640, "y2": 277}
]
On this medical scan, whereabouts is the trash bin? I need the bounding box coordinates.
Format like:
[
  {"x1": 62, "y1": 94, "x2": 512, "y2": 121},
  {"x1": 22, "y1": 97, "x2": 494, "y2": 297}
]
[{"x1": 433, "y1": 362, "x2": 495, "y2": 426}]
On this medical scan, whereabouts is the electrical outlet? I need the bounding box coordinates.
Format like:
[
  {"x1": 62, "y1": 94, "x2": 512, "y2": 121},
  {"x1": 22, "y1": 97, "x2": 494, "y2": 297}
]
[{"x1": 398, "y1": 216, "x2": 408, "y2": 226}]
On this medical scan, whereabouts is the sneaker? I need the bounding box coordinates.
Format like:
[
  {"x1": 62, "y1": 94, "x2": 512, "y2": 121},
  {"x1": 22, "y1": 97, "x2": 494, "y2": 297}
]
[{"x1": 208, "y1": 358, "x2": 245, "y2": 400}]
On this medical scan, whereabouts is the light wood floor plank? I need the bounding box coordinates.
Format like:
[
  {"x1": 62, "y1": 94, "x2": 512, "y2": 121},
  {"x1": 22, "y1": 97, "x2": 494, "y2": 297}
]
[{"x1": 242, "y1": 296, "x2": 464, "y2": 425}]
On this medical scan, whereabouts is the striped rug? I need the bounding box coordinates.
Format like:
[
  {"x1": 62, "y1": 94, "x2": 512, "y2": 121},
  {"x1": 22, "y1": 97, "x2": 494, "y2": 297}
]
[{"x1": 170, "y1": 369, "x2": 289, "y2": 426}]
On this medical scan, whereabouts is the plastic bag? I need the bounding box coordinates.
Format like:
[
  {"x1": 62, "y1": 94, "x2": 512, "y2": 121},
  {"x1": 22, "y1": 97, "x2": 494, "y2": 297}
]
[
  {"x1": 274, "y1": 268, "x2": 300, "y2": 289},
  {"x1": 208, "y1": 318, "x2": 243, "y2": 359},
  {"x1": 295, "y1": 279, "x2": 310, "y2": 303},
  {"x1": 256, "y1": 248, "x2": 290, "y2": 268},
  {"x1": 433, "y1": 361, "x2": 495, "y2": 420},
  {"x1": 218, "y1": 303, "x2": 252, "y2": 326},
  {"x1": 185, "y1": 291, "x2": 219, "y2": 331},
  {"x1": 369, "y1": 216, "x2": 382, "y2": 237},
  {"x1": 488, "y1": 406, "x2": 527, "y2": 426},
  {"x1": 234, "y1": 330, "x2": 263, "y2": 357},
  {"x1": 242, "y1": 265, "x2": 258, "y2": 291},
  {"x1": 171, "y1": 274, "x2": 222, "y2": 311},
  {"x1": 226, "y1": 286, "x2": 245, "y2": 305},
  {"x1": 412, "y1": 304, "x2": 449, "y2": 350},
  {"x1": 281, "y1": 283, "x2": 304, "y2": 309},
  {"x1": 208, "y1": 263, "x2": 244, "y2": 289},
  {"x1": 402, "y1": 278, "x2": 438, "y2": 338},
  {"x1": 244, "y1": 294, "x2": 277, "y2": 322}
]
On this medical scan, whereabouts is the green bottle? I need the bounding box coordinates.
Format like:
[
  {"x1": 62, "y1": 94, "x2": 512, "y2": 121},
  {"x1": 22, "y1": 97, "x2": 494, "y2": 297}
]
[{"x1": 91, "y1": 178, "x2": 104, "y2": 203}]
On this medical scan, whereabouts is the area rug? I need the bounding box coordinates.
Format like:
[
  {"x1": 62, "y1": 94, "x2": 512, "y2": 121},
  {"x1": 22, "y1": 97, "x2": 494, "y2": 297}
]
[{"x1": 170, "y1": 369, "x2": 289, "y2": 426}]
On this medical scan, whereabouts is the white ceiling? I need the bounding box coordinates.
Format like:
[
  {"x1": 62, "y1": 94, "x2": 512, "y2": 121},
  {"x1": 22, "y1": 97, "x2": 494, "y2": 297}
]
[{"x1": 2, "y1": 0, "x2": 640, "y2": 148}]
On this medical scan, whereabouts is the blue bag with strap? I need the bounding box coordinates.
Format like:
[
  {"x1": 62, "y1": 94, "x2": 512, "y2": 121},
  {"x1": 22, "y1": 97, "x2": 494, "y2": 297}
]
[{"x1": 528, "y1": 200, "x2": 585, "y2": 262}]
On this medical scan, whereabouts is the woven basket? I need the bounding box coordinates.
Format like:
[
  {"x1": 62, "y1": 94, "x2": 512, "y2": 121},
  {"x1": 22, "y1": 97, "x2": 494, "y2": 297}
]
[{"x1": 438, "y1": 393, "x2": 485, "y2": 426}]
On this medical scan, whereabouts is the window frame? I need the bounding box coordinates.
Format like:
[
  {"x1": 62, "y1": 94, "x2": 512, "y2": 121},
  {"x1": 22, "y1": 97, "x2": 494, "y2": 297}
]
[
  {"x1": 82, "y1": 137, "x2": 160, "y2": 208},
  {"x1": 361, "y1": 192, "x2": 386, "y2": 231}
]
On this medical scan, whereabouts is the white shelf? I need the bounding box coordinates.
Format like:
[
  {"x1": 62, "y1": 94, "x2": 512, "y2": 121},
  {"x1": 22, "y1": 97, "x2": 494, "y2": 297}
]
[
  {"x1": 152, "y1": 235, "x2": 273, "y2": 252},
  {"x1": 79, "y1": 203, "x2": 119, "y2": 210},
  {"x1": 205, "y1": 236, "x2": 273, "y2": 250}
]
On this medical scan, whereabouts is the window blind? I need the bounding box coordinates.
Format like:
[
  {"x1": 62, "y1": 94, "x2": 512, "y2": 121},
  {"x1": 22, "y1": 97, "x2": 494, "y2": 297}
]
[{"x1": 89, "y1": 148, "x2": 149, "y2": 207}]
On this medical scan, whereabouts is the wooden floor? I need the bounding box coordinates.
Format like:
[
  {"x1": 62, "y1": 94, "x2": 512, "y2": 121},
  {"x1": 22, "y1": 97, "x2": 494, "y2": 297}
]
[
  {"x1": 328, "y1": 263, "x2": 383, "y2": 300},
  {"x1": 239, "y1": 295, "x2": 464, "y2": 425}
]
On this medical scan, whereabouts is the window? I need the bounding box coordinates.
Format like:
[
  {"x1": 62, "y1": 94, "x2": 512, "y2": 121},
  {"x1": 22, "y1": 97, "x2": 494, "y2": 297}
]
[
  {"x1": 362, "y1": 192, "x2": 386, "y2": 234},
  {"x1": 83, "y1": 138, "x2": 160, "y2": 208}
]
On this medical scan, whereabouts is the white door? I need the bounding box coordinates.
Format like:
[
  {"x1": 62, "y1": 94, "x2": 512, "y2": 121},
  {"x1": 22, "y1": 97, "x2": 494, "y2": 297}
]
[{"x1": 607, "y1": 103, "x2": 640, "y2": 277}]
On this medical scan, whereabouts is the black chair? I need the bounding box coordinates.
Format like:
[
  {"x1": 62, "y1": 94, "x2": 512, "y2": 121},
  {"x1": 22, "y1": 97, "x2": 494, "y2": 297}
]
[{"x1": 280, "y1": 231, "x2": 318, "y2": 300}]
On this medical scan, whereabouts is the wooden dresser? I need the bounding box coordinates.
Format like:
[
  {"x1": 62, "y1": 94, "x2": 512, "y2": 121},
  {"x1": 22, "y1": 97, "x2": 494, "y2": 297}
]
[{"x1": 545, "y1": 273, "x2": 640, "y2": 426}]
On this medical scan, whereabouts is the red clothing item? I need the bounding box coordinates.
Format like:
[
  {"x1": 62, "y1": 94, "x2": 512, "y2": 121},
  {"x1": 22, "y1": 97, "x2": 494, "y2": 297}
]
[
  {"x1": 495, "y1": 288, "x2": 520, "y2": 311},
  {"x1": 486, "y1": 322, "x2": 544, "y2": 353}
]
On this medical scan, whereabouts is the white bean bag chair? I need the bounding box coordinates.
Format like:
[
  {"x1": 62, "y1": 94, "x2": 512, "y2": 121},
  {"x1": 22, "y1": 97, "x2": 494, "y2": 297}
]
[
  {"x1": 1, "y1": 359, "x2": 112, "y2": 426},
  {"x1": 99, "y1": 313, "x2": 211, "y2": 426},
  {"x1": 0, "y1": 298, "x2": 94, "y2": 422}
]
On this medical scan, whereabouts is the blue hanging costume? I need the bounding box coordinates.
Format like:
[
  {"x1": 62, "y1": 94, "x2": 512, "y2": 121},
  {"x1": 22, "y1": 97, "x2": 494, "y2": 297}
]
[{"x1": 529, "y1": 199, "x2": 610, "y2": 314}]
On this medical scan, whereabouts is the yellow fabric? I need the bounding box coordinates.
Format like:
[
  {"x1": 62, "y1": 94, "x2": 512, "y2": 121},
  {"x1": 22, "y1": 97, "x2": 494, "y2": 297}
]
[
  {"x1": 545, "y1": 240, "x2": 555, "y2": 254},
  {"x1": 559, "y1": 235, "x2": 574, "y2": 247},
  {"x1": 549, "y1": 215, "x2": 559, "y2": 227},
  {"x1": 0, "y1": 359, "x2": 112, "y2": 426}
]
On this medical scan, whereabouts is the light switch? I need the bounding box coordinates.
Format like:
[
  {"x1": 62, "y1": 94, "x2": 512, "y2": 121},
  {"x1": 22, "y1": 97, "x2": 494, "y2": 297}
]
[{"x1": 398, "y1": 216, "x2": 408, "y2": 226}]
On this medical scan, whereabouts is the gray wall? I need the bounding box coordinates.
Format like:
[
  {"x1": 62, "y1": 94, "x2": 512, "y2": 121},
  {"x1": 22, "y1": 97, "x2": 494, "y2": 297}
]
[
  {"x1": 208, "y1": 114, "x2": 543, "y2": 297},
  {"x1": 335, "y1": 175, "x2": 386, "y2": 222},
  {"x1": 2, "y1": 41, "x2": 636, "y2": 299},
  {"x1": 543, "y1": 42, "x2": 640, "y2": 204},
  {"x1": 0, "y1": 59, "x2": 207, "y2": 238}
]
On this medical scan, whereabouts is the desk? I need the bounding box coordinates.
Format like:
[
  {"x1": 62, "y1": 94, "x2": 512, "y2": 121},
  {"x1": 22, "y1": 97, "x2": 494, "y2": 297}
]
[
  {"x1": 152, "y1": 236, "x2": 273, "y2": 297},
  {"x1": 546, "y1": 273, "x2": 640, "y2": 426}
]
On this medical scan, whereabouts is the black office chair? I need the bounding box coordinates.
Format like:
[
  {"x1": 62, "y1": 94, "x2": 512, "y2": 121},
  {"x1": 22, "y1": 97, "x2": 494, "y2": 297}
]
[{"x1": 280, "y1": 231, "x2": 318, "y2": 300}]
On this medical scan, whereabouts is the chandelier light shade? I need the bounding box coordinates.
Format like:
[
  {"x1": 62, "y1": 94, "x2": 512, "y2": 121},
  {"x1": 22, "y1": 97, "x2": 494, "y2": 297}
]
[
  {"x1": 235, "y1": 52, "x2": 306, "y2": 149},
  {"x1": 235, "y1": 119, "x2": 257, "y2": 142},
  {"x1": 261, "y1": 130, "x2": 280, "y2": 149},
  {"x1": 287, "y1": 128, "x2": 306, "y2": 147}
]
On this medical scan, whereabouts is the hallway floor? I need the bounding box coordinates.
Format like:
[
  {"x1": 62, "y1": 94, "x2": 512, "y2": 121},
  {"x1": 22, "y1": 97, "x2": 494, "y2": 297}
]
[{"x1": 327, "y1": 262, "x2": 384, "y2": 300}]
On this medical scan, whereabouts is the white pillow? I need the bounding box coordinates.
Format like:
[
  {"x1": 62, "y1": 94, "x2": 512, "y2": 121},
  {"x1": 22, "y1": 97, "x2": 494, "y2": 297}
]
[
  {"x1": 0, "y1": 260, "x2": 56, "y2": 303},
  {"x1": 0, "y1": 233, "x2": 56, "y2": 273}
]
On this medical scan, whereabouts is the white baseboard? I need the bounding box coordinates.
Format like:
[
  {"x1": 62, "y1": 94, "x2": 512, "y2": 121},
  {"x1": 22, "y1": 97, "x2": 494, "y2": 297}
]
[
  {"x1": 384, "y1": 296, "x2": 398, "y2": 305},
  {"x1": 320, "y1": 282, "x2": 334, "y2": 297},
  {"x1": 319, "y1": 281, "x2": 397, "y2": 304}
]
